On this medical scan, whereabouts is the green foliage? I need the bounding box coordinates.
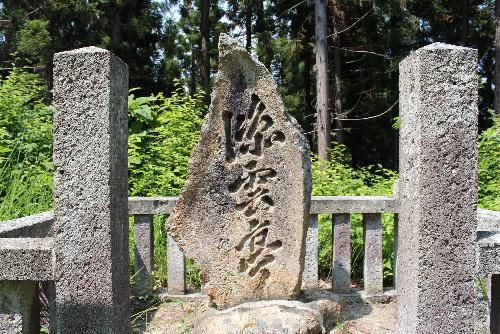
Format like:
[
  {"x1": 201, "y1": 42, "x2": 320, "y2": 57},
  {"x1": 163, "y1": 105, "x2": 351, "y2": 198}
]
[
  {"x1": 15, "y1": 19, "x2": 52, "y2": 63},
  {"x1": 478, "y1": 114, "x2": 500, "y2": 211},
  {"x1": 128, "y1": 83, "x2": 205, "y2": 287},
  {"x1": 0, "y1": 68, "x2": 53, "y2": 221},
  {"x1": 128, "y1": 84, "x2": 205, "y2": 197}
]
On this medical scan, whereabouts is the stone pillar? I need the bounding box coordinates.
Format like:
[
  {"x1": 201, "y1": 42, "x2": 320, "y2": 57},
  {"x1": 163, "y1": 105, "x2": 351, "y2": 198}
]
[
  {"x1": 397, "y1": 43, "x2": 478, "y2": 334},
  {"x1": 0, "y1": 281, "x2": 39, "y2": 334},
  {"x1": 302, "y1": 214, "x2": 319, "y2": 289},
  {"x1": 53, "y1": 47, "x2": 130, "y2": 333},
  {"x1": 167, "y1": 235, "x2": 186, "y2": 295},
  {"x1": 134, "y1": 214, "x2": 155, "y2": 295},
  {"x1": 363, "y1": 213, "x2": 383, "y2": 295},
  {"x1": 491, "y1": 274, "x2": 500, "y2": 333},
  {"x1": 333, "y1": 214, "x2": 351, "y2": 294}
]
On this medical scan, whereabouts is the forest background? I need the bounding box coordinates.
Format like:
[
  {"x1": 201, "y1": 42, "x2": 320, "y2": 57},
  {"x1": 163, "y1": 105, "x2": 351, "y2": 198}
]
[{"x1": 0, "y1": 0, "x2": 498, "y2": 288}]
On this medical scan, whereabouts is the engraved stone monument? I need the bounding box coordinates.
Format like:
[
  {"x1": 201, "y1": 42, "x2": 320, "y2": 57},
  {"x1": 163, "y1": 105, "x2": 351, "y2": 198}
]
[{"x1": 167, "y1": 34, "x2": 311, "y2": 309}]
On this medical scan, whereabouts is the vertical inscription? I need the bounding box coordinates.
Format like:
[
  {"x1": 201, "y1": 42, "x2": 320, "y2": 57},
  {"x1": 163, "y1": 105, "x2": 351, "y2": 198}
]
[{"x1": 227, "y1": 94, "x2": 285, "y2": 280}]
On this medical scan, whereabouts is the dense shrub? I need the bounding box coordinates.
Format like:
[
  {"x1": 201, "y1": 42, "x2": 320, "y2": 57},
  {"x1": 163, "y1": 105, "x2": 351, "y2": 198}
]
[
  {"x1": 0, "y1": 68, "x2": 53, "y2": 220},
  {"x1": 478, "y1": 114, "x2": 500, "y2": 211}
]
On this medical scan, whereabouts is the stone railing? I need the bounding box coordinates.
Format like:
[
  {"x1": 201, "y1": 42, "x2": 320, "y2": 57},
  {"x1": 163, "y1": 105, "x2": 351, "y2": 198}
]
[
  {"x1": 129, "y1": 195, "x2": 398, "y2": 297},
  {"x1": 3, "y1": 199, "x2": 498, "y2": 299}
]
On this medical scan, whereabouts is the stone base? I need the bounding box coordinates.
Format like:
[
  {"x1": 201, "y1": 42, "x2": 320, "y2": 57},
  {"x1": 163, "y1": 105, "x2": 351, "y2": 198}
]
[
  {"x1": 194, "y1": 299, "x2": 343, "y2": 334},
  {"x1": 0, "y1": 281, "x2": 39, "y2": 334}
]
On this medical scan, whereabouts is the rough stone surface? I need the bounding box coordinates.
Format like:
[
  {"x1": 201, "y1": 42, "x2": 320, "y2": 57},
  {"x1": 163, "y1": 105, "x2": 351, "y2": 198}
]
[
  {"x1": 303, "y1": 214, "x2": 319, "y2": 289},
  {"x1": 134, "y1": 214, "x2": 155, "y2": 295},
  {"x1": 53, "y1": 46, "x2": 130, "y2": 332},
  {"x1": 167, "y1": 34, "x2": 311, "y2": 308},
  {"x1": 167, "y1": 235, "x2": 186, "y2": 294},
  {"x1": 0, "y1": 212, "x2": 53, "y2": 238},
  {"x1": 194, "y1": 300, "x2": 323, "y2": 334},
  {"x1": 0, "y1": 281, "x2": 39, "y2": 334},
  {"x1": 0, "y1": 238, "x2": 54, "y2": 280},
  {"x1": 363, "y1": 213, "x2": 383, "y2": 295},
  {"x1": 333, "y1": 214, "x2": 351, "y2": 293},
  {"x1": 397, "y1": 43, "x2": 478, "y2": 334}
]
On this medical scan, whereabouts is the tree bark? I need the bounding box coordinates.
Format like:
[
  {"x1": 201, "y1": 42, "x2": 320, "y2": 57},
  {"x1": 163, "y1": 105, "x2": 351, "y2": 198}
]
[
  {"x1": 331, "y1": 1, "x2": 343, "y2": 144},
  {"x1": 315, "y1": 0, "x2": 331, "y2": 161},
  {"x1": 495, "y1": 0, "x2": 500, "y2": 114},
  {"x1": 111, "y1": 7, "x2": 122, "y2": 50},
  {"x1": 190, "y1": 47, "x2": 197, "y2": 95},
  {"x1": 200, "y1": 0, "x2": 210, "y2": 95},
  {"x1": 460, "y1": 0, "x2": 470, "y2": 46},
  {"x1": 245, "y1": 1, "x2": 252, "y2": 51}
]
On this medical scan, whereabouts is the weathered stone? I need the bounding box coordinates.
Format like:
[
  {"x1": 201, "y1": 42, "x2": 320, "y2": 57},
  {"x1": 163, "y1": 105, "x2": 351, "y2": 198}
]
[
  {"x1": 194, "y1": 300, "x2": 323, "y2": 334},
  {"x1": 333, "y1": 214, "x2": 351, "y2": 293},
  {"x1": 363, "y1": 213, "x2": 383, "y2": 295},
  {"x1": 302, "y1": 213, "x2": 319, "y2": 289},
  {"x1": 53, "y1": 46, "x2": 130, "y2": 332},
  {"x1": 0, "y1": 238, "x2": 54, "y2": 281},
  {"x1": 167, "y1": 34, "x2": 311, "y2": 309},
  {"x1": 0, "y1": 211, "x2": 53, "y2": 238},
  {"x1": 0, "y1": 281, "x2": 39, "y2": 334},
  {"x1": 397, "y1": 43, "x2": 478, "y2": 333},
  {"x1": 134, "y1": 214, "x2": 155, "y2": 295},
  {"x1": 167, "y1": 235, "x2": 186, "y2": 295}
]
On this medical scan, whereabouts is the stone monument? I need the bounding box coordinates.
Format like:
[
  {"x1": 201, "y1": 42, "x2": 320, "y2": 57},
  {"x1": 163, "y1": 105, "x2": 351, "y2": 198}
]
[{"x1": 167, "y1": 34, "x2": 311, "y2": 309}]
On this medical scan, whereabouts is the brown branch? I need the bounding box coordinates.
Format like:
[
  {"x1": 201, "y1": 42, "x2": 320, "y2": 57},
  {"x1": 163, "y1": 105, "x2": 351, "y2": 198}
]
[{"x1": 334, "y1": 100, "x2": 398, "y2": 121}]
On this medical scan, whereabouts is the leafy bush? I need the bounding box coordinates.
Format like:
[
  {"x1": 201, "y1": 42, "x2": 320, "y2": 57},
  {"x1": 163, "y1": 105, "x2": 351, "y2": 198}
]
[
  {"x1": 128, "y1": 84, "x2": 205, "y2": 288},
  {"x1": 478, "y1": 114, "x2": 500, "y2": 211},
  {"x1": 0, "y1": 68, "x2": 53, "y2": 220}
]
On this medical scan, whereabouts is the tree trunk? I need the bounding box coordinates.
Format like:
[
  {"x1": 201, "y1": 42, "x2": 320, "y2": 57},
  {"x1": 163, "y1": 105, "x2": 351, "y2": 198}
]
[
  {"x1": 495, "y1": 0, "x2": 500, "y2": 114},
  {"x1": 190, "y1": 47, "x2": 197, "y2": 95},
  {"x1": 111, "y1": 7, "x2": 122, "y2": 50},
  {"x1": 460, "y1": 0, "x2": 470, "y2": 46},
  {"x1": 255, "y1": 0, "x2": 271, "y2": 68},
  {"x1": 315, "y1": 0, "x2": 331, "y2": 161},
  {"x1": 245, "y1": 2, "x2": 252, "y2": 51},
  {"x1": 200, "y1": 0, "x2": 210, "y2": 95},
  {"x1": 331, "y1": 1, "x2": 344, "y2": 144}
]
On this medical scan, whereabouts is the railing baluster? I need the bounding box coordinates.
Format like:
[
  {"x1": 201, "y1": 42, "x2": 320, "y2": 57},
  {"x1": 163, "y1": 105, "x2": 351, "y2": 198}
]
[
  {"x1": 333, "y1": 213, "x2": 351, "y2": 293},
  {"x1": 393, "y1": 213, "x2": 399, "y2": 289},
  {"x1": 363, "y1": 213, "x2": 383, "y2": 294},
  {"x1": 167, "y1": 235, "x2": 186, "y2": 295},
  {"x1": 134, "y1": 214, "x2": 154, "y2": 295},
  {"x1": 302, "y1": 213, "x2": 319, "y2": 289}
]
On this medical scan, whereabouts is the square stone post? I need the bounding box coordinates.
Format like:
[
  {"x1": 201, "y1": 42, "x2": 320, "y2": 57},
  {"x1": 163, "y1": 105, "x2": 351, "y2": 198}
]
[
  {"x1": 53, "y1": 47, "x2": 130, "y2": 333},
  {"x1": 0, "y1": 281, "x2": 39, "y2": 334},
  {"x1": 302, "y1": 214, "x2": 319, "y2": 289},
  {"x1": 333, "y1": 213, "x2": 351, "y2": 294},
  {"x1": 134, "y1": 214, "x2": 155, "y2": 295},
  {"x1": 167, "y1": 235, "x2": 186, "y2": 295},
  {"x1": 397, "y1": 43, "x2": 478, "y2": 334},
  {"x1": 363, "y1": 213, "x2": 383, "y2": 295}
]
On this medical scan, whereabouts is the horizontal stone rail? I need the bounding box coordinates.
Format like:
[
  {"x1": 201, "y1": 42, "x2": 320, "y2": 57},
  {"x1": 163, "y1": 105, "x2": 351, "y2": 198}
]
[
  {"x1": 0, "y1": 211, "x2": 53, "y2": 238},
  {"x1": 1, "y1": 198, "x2": 498, "y2": 298},
  {"x1": 0, "y1": 238, "x2": 55, "y2": 281}
]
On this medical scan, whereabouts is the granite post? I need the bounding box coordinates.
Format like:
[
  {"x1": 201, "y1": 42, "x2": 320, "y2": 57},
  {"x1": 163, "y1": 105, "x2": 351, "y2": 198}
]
[
  {"x1": 397, "y1": 43, "x2": 478, "y2": 333},
  {"x1": 134, "y1": 214, "x2": 154, "y2": 295},
  {"x1": 53, "y1": 47, "x2": 130, "y2": 332},
  {"x1": 302, "y1": 214, "x2": 319, "y2": 289},
  {"x1": 333, "y1": 214, "x2": 351, "y2": 294},
  {"x1": 167, "y1": 235, "x2": 186, "y2": 295},
  {"x1": 363, "y1": 213, "x2": 383, "y2": 295}
]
